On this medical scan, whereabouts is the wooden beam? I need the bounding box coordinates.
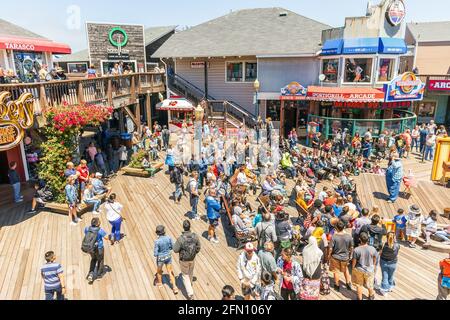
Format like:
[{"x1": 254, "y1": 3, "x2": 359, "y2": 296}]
[
  {"x1": 280, "y1": 100, "x2": 285, "y2": 142},
  {"x1": 124, "y1": 106, "x2": 139, "y2": 130},
  {"x1": 146, "y1": 93, "x2": 152, "y2": 128}
]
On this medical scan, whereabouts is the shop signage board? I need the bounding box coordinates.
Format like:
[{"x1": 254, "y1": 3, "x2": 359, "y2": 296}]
[
  {"x1": 280, "y1": 82, "x2": 307, "y2": 100},
  {"x1": 191, "y1": 61, "x2": 210, "y2": 69},
  {"x1": 0, "y1": 92, "x2": 35, "y2": 152},
  {"x1": 384, "y1": 72, "x2": 425, "y2": 102},
  {"x1": 386, "y1": 0, "x2": 406, "y2": 27},
  {"x1": 428, "y1": 79, "x2": 450, "y2": 91}
]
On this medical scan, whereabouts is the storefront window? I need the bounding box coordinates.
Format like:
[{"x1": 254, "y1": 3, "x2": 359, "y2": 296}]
[
  {"x1": 344, "y1": 58, "x2": 373, "y2": 83},
  {"x1": 266, "y1": 100, "x2": 281, "y2": 121},
  {"x1": 227, "y1": 62, "x2": 243, "y2": 82},
  {"x1": 13, "y1": 51, "x2": 44, "y2": 83},
  {"x1": 68, "y1": 63, "x2": 88, "y2": 73},
  {"x1": 378, "y1": 58, "x2": 395, "y2": 82},
  {"x1": 101, "y1": 61, "x2": 136, "y2": 75},
  {"x1": 416, "y1": 101, "x2": 436, "y2": 118},
  {"x1": 245, "y1": 63, "x2": 257, "y2": 82},
  {"x1": 322, "y1": 59, "x2": 339, "y2": 83}
]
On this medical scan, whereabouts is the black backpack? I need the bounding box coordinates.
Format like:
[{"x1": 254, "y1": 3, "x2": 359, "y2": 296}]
[
  {"x1": 81, "y1": 227, "x2": 100, "y2": 254},
  {"x1": 180, "y1": 234, "x2": 199, "y2": 261}
]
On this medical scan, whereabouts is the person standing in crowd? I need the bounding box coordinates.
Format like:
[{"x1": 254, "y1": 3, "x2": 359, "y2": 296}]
[
  {"x1": 65, "y1": 176, "x2": 80, "y2": 226},
  {"x1": 276, "y1": 247, "x2": 302, "y2": 300},
  {"x1": 83, "y1": 218, "x2": 109, "y2": 285},
  {"x1": 8, "y1": 161, "x2": 23, "y2": 203},
  {"x1": 236, "y1": 243, "x2": 261, "y2": 295},
  {"x1": 352, "y1": 232, "x2": 378, "y2": 300},
  {"x1": 104, "y1": 194, "x2": 126, "y2": 245},
  {"x1": 222, "y1": 285, "x2": 236, "y2": 300},
  {"x1": 300, "y1": 237, "x2": 323, "y2": 300},
  {"x1": 311, "y1": 132, "x2": 321, "y2": 158},
  {"x1": 82, "y1": 183, "x2": 101, "y2": 215},
  {"x1": 419, "y1": 123, "x2": 428, "y2": 154},
  {"x1": 94, "y1": 148, "x2": 107, "y2": 176},
  {"x1": 162, "y1": 125, "x2": 170, "y2": 151},
  {"x1": 173, "y1": 220, "x2": 201, "y2": 300},
  {"x1": 328, "y1": 221, "x2": 353, "y2": 292},
  {"x1": 379, "y1": 232, "x2": 400, "y2": 296},
  {"x1": 118, "y1": 144, "x2": 128, "y2": 169},
  {"x1": 258, "y1": 241, "x2": 278, "y2": 283},
  {"x1": 187, "y1": 171, "x2": 200, "y2": 220},
  {"x1": 424, "y1": 132, "x2": 437, "y2": 161},
  {"x1": 437, "y1": 253, "x2": 450, "y2": 300},
  {"x1": 206, "y1": 189, "x2": 221, "y2": 243},
  {"x1": 406, "y1": 204, "x2": 424, "y2": 248},
  {"x1": 40, "y1": 251, "x2": 66, "y2": 300},
  {"x1": 170, "y1": 162, "x2": 184, "y2": 204},
  {"x1": 154, "y1": 225, "x2": 178, "y2": 295},
  {"x1": 411, "y1": 125, "x2": 420, "y2": 153},
  {"x1": 255, "y1": 213, "x2": 278, "y2": 251},
  {"x1": 385, "y1": 153, "x2": 403, "y2": 204},
  {"x1": 77, "y1": 160, "x2": 90, "y2": 195}
]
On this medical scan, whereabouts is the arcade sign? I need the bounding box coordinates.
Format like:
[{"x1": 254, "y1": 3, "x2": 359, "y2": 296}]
[
  {"x1": 428, "y1": 79, "x2": 450, "y2": 91},
  {"x1": 281, "y1": 82, "x2": 307, "y2": 100},
  {"x1": 0, "y1": 92, "x2": 35, "y2": 152},
  {"x1": 384, "y1": 72, "x2": 425, "y2": 102},
  {"x1": 386, "y1": 0, "x2": 406, "y2": 27}
]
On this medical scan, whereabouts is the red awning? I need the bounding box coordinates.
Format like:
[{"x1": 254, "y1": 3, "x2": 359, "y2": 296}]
[
  {"x1": 307, "y1": 86, "x2": 385, "y2": 102},
  {"x1": 0, "y1": 36, "x2": 72, "y2": 54}
]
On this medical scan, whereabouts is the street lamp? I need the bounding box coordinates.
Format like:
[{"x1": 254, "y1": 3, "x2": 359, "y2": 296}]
[
  {"x1": 254, "y1": 79, "x2": 260, "y2": 117},
  {"x1": 195, "y1": 104, "x2": 205, "y2": 122}
]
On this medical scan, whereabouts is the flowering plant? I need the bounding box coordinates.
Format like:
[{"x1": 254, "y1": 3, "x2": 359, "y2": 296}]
[{"x1": 38, "y1": 102, "x2": 113, "y2": 203}]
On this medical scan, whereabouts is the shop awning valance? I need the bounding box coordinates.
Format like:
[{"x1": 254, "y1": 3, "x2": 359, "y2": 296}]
[
  {"x1": 0, "y1": 36, "x2": 72, "y2": 54},
  {"x1": 342, "y1": 38, "x2": 379, "y2": 54},
  {"x1": 379, "y1": 38, "x2": 407, "y2": 54},
  {"x1": 307, "y1": 86, "x2": 385, "y2": 102},
  {"x1": 321, "y1": 39, "x2": 344, "y2": 55},
  {"x1": 156, "y1": 98, "x2": 195, "y2": 111}
]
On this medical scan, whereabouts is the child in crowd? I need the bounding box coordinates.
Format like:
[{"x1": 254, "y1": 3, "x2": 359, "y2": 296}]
[{"x1": 393, "y1": 208, "x2": 407, "y2": 241}]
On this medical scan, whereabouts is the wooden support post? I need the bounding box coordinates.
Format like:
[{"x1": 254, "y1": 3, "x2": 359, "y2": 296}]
[
  {"x1": 107, "y1": 79, "x2": 113, "y2": 106},
  {"x1": 280, "y1": 100, "x2": 285, "y2": 141},
  {"x1": 39, "y1": 84, "x2": 48, "y2": 111},
  {"x1": 77, "y1": 81, "x2": 85, "y2": 104},
  {"x1": 224, "y1": 101, "x2": 228, "y2": 134},
  {"x1": 124, "y1": 106, "x2": 140, "y2": 130},
  {"x1": 146, "y1": 92, "x2": 152, "y2": 128}
]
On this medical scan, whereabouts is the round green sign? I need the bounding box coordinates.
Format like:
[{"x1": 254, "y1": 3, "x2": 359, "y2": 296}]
[{"x1": 109, "y1": 27, "x2": 128, "y2": 47}]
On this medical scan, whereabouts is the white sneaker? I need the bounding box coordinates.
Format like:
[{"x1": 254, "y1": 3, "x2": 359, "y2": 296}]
[
  {"x1": 211, "y1": 238, "x2": 219, "y2": 244},
  {"x1": 92, "y1": 211, "x2": 100, "y2": 215},
  {"x1": 70, "y1": 222, "x2": 77, "y2": 226},
  {"x1": 75, "y1": 218, "x2": 81, "y2": 223}
]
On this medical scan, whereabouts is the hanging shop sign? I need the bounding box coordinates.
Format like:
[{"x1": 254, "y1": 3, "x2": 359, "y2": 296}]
[
  {"x1": 334, "y1": 101, "x2": 411, "y2": 109},
  {"x1": 0, "y1": 92, "x2": 35, "y2": 152},
  {"x1": 190, "y1": 61, "x2": 210, "y2": 69},
  {"x1": 428, "y1": 79, "x2": 450, "y2": 91},
  {"x1": 280, "y1": 82, "x2": 307, "y2": 100},
  {"x1": 384, "y1": 72, "x2": 425, "y2": 102},
  {"x1": 386, "y1": 0, "x2": 406, "y2": 27}
]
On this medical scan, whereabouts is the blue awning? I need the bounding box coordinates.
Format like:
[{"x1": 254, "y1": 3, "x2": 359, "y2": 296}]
[
  {"x1": 342, "y1": 38, "x2": 379, "y2": 54},
  {"x1": 379, "y1": 38, "x2": 407, "y2": 54},
  {"x1": 321, "y1": 39, "x2": 343, "y2": 55}
]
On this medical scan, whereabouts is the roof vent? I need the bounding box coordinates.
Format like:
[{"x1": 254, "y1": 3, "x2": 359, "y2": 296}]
[{"x1": 279, "y1": 12, "x2": 288, "y2": 17}]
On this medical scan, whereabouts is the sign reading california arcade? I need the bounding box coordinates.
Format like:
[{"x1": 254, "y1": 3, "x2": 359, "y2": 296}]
[
  {"x1": 0, "y1": 92, "x2": 35, "y2": 152},
  {"x1": 384, "y1": 72, "x2": 425, "y2": 102}
]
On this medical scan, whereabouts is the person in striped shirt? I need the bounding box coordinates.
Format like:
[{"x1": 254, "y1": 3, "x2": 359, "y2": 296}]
[{"x1": 41, "y1": 251, "x2": 66, "y2": 300}]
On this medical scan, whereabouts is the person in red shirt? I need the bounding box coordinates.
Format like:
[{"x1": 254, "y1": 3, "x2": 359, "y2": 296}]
[
  {"x1": 402, "y1": 129, "x2": 412, "y2": 159},
  {"x1": 77, "y1": 160, "x2": 90, "y2": 195},
  {"x1": 323, "y1": 191, "x2": 337, "y2": 207},
  {"x1": 437, "y1": 253, "x2": 450, "y2": 300}
]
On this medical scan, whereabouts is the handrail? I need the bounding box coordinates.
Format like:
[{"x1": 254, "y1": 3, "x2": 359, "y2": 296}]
[{"x1": 169, "y1": 73, "x2": 216, "y2": 100}]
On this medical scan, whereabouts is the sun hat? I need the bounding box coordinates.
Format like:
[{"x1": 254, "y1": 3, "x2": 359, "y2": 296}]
[{"x1": 409, "y1": 204, "x2": 421, "y2": 215}]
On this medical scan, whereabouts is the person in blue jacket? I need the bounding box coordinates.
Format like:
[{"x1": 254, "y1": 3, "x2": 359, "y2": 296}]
[
  {"x1": 205, "y1": 189, "x2": 221, "y2": 244},
  {"x1": 385, "y1": 153, "x2": 404, "y2": 204},
  {"x1": 165, "y1": 146, "x2": 175, "y2": 173},
  {"x1": 198, "y1": 155, "x2": 208, "y2": 189}
]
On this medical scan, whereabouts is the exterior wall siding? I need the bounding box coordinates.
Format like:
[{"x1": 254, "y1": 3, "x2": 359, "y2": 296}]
[
  {"x1": 175, "y1": 57, "x2": 255, "y2": 112},
  {"x1": 258, "y1": 57, "x2": 320, "y2": 92},
  {"x1": 416, "y1": 44, "x2": 450, "y2": 74}
]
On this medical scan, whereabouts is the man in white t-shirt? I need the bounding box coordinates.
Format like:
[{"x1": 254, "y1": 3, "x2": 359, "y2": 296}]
[{"x1": 104, "y1": 194, "x2": 125, "y2": 244}]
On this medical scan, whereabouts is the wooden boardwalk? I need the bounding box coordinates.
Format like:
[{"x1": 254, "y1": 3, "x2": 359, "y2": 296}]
[{"x1": 0, "y1": 157, "x2": 449, "y2": 300}]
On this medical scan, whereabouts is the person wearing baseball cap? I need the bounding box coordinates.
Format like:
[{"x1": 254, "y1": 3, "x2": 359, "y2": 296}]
[{"x1": 237, "y1": 242, "x2": 261, "y2": 295}]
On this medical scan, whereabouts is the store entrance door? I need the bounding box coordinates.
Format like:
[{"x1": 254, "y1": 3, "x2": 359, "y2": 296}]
[
  {"x1": 0, "y1": 151, "x2": 9, "y2": 184},
  {"x1": 284, "y1": 106, "x2": 297, "y2": 138}
]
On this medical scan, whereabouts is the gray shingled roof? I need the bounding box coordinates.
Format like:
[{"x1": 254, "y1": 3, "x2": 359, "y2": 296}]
[
  {"x1": 55, "y1": 49, "x2": 89, "y2": 62},
  {"x1": 152, "y1": 8, "x2": 331, "y2": 58},
  {"x1": 407, "y1": 21, "x2": 450, "y2": 43},
  {"x1": 145, "y1": 26, "x2": 177, "y2": 46},
  {"x1": 0, "y1": 18, "x2": 47, "y2": 39}
]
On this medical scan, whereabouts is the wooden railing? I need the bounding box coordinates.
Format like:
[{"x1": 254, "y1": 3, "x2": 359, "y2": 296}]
[{"x1": 0, "y1": 72, "x2": 166, "y2": 113}]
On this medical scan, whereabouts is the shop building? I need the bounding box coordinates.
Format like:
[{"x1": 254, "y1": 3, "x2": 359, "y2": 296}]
[
  {"x1": 0, "y1": 19, "x2": 71, "y2": 83},
  {"x1": 152, "y1": 8, "x2": 330, "y2": 136},
  {"x1": 406, "y1": 21, "x2": 450, "y2": 126},
  {"x1": 307, "y1": 0, "x2": 424, "y2": 138}
]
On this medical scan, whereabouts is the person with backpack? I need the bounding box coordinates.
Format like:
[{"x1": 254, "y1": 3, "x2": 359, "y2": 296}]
[
  {"x1": 170, "y1": 162, "x2": 184, "y2": 204},
  {"x1": 353, "y1": 208, "x2": 371, "y2": 246},
  {"x1": 300, "y1": 236, "x2": 323, "y2": 300},
  {"x1": 173, "y1": 220, "x2": 201, "y2": 300},
  {"x1": 260, "y1": 271, "x2": 283, "y2": 300},
  {"x1": 187, "y1": 171, "x2": 200, "y2": 220},
  {"x1": 83, "y1": 218, "x2": 109, "y2": 284},
  {"x1": 258, "y1": 241, "x2": 278, "y2": 283},
  {"x1": 154, "y1": 225, "x2": 178, "y2": 295},
  {"x1": 352, "y1": 232, "x2": 378, "y2": 300},
  {"x1": 104, "y1": 194, "x2": 126, "y2": 245},
  {"x1": 437, "y1": 253, "x2": 450, "y2": 300}
]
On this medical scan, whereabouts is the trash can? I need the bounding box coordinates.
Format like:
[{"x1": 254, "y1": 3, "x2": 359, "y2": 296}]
[{"x1": 121, "y1": 133, "x2": 132, "y2": 149}]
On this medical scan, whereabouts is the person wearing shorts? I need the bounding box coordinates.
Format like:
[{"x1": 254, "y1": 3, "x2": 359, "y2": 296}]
[
  {"x1": 328, "y1": 221, "x2": 353, "y2": 292},
  {"x1": 206, "y1": 189, "x2": 221, "y2": 244},
  {"x1": 153, "y1": 225, "x2": 178, "y2": 295},
  {"x1": 352, "y1": 232, "x2": 378, "y2": 300}
]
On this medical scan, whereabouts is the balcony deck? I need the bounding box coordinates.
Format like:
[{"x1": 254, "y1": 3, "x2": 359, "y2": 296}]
[
  {"x1": 0, "y1": 72, "x2": 166, "y2": 113},
  {"x1": 0, "y1": 155, "x2": 448, "y2": 300}
]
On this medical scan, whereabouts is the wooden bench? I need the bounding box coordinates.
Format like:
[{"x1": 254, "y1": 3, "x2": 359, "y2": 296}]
[
  {"x1": 121, "y1": 162, "x2": 164, "y2": 178},
  {"x1": 45, "y1": 194, "x2": 108, "y2": 215}
]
